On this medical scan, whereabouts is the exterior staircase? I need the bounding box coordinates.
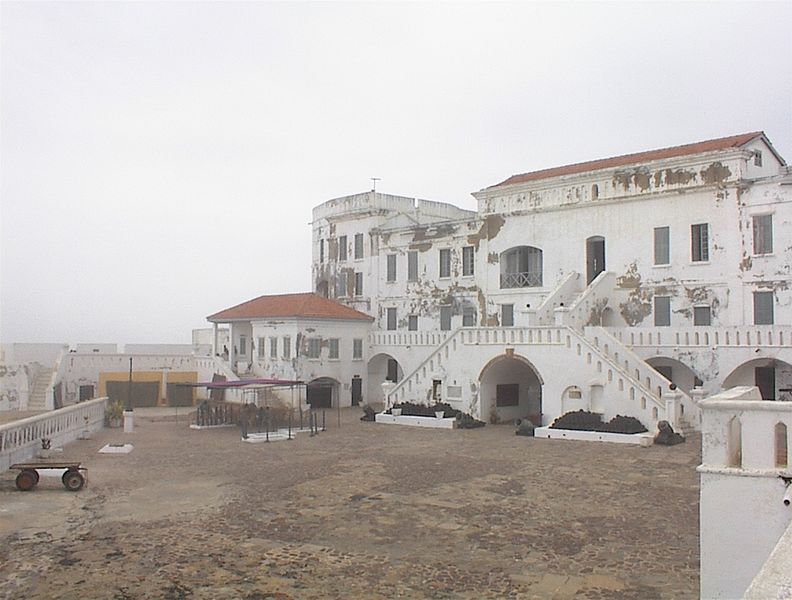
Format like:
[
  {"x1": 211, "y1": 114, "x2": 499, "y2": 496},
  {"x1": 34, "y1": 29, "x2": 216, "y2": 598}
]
[
  {"x1": 384, "y1": 324, "x2": 696, "y2": 433},
  {"x1": 28, "y1": 368, "x2": 53, "y2": 411}
]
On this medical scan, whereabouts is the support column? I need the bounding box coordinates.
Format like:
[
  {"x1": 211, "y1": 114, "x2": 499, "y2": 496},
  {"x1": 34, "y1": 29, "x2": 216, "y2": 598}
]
[
  {"x1": 229, "y1": 323, "x2": 235, "y2": 370},
  {"x1": 212, "y1": 322, "x2": 218, "y2": 356}
]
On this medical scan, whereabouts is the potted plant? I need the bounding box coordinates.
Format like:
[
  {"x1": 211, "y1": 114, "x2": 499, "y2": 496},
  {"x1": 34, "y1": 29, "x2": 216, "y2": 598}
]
[{"x1": 106, "y1": 400, "x2": 124, "y2": 428}]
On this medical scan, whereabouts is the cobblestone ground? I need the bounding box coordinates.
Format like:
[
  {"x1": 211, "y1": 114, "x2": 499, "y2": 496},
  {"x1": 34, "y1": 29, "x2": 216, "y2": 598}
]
[{"x1": 0, "y1": 409, "x2": 700, "y2": 599}]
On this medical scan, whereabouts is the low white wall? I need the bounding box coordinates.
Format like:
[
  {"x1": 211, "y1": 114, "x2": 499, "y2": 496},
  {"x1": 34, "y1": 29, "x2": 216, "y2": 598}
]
[
  {"x1": 124, "y1": 344, "x2": 211, "y2": 356},
  {"x1": 0, "y1": 397, "x2": 107, "y2": 471},
  {"x1": 698, "y1": 386, "x2": 792, "y2": 599}
]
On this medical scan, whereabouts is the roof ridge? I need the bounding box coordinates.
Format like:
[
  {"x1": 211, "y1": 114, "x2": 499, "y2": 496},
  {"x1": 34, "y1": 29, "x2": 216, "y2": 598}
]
[
  {"x1": 489, "y1": 131, "x2": 765, "y2": 189},
  {"x1": 207, "y1": 292, "x2": 374, "y2": 322}
]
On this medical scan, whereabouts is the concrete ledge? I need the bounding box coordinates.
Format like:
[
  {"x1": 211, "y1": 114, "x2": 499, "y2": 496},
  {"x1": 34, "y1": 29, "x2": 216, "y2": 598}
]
[
  {"x1": 375, "y1": 413, "x2": 455, "y2": 429},
  {"x1": 534, "y1": 427, "x2": 653, "y2": 446}
]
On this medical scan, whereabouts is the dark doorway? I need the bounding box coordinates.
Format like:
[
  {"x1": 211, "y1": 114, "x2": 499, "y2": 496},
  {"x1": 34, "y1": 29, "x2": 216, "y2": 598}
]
[
  {"x1": 307, "y1": 385, "x2": 332, "y2": 408},
  {"x1": 351, "y1": 376, "x2": 362, "y2": 406},
  {"x1": 386, "y1": 359, "x2": 399, "y2": 382},
  {"x1": 167, "y1": 384, "x2": 194, "y2": 407},
  {"x1": 586, "y1": 236, "x2": 606, "y2": 284},
  {"x1": 755, "y1": 366, "x2": 776, "y2": 400},
  {"x1": 106, "y1": 381, "x2": 159, "y2": 408},
  {"x1": 79, "y1": 384, "x2": 94, "y2": 402}
]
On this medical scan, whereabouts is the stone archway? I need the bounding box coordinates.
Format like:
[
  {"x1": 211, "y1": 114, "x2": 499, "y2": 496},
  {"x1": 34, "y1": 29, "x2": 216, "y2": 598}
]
[
  {"x1": 479, "y1": 354, "x2": 543, "y2": 425},
  {"x1": 646, "y1": 357, "x2": 702, "y2": 395},
  {"x1": 723, "y1": 359, "x2": 792, "y2": 401},
  {"x1": 306, "y1": 377, "x2": 339, "y2": 408},
  {"x1": 367, "y1": 353, "x2": 404, "y2": 405}
]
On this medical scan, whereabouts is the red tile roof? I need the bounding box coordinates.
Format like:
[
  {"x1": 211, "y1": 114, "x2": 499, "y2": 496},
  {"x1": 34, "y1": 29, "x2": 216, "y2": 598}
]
[
  {"x1": 208, "y1": 292, "x2": 374, "y2": 322},
  {"x1": 489, "y1": 132, "x2": 765, "y2": 189}
]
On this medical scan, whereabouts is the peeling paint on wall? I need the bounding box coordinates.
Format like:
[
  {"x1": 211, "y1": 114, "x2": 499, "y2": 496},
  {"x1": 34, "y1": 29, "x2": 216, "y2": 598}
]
[{"x1": 700, "y1": 162, "x2": 732, "y2": 185}]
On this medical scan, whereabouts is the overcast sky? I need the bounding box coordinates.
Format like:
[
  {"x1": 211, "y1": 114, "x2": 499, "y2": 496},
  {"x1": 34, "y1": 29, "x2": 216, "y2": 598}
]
[{"x1": 1, "y1": 1, "x2": 791, "y2": 346}]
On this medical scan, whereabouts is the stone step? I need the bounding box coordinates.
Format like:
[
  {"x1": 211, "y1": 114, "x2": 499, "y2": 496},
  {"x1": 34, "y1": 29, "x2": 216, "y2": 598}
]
[{"x1": 28, "y1": 369, "x2": 53, "y2": 410}]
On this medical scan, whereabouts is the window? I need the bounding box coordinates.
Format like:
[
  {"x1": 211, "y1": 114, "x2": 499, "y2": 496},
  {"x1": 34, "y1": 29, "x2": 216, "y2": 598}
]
[
  {"x1": 407, "y1": 251, "x2": 418, "y2": 281},
  {"x1": 654, "y1": 296, "x2": 671, "y2": 326},
  {"x1": 753, "y1": 214, "x2": 773, "y2": 255},
  {"x1": 354, "y1": 272, "x2": 363, "y2": 296},
  {"x1": 591, "y1": 184, "x2": 599, "y2": 200},
  {"x1": 386, "y1": 307, "x2": 397, "y2": 330},
  {"x1": 754, "y1": 291, "x2": 774, "y2": 325},
  {"x1": 282, "y1": 336, "x2": 290, "y2": 359},
  {"x1": 270, "y1": 337, "x2": 278, "y2": 359},
  {"x1": 307, "y1": 338, "x2": 321, "y2": 359},
  {"x1": 462, "y1": 246, "x2": 475, "y2": 277},
  {"x1": 352, "y1": 338, "x2": 363, "y2": 360},
  {"x1": 408, "y1": 315, "x2": 418, "y2": 331},
  {"x1": 654, "y1": 226, "x2": 670, "y2": 265},
  {"x1": 496, "y1": 383, "x2": 519, "y2": 407},
  {"x1": 462, "y1": 307, "x2": 476, "y2": 327},
  {"x1": 258, "y1": 337, "x2": 266, "y2": 358},
  {"x1": 336, "y1": 273, "x2": 347, "y2": 297},
  {"x1": 439, "y1": 248, "x2": 451, "y2": 278},
  {"x1": 502, "y1": 304, "x2": 514, "y2": 327},
  {"x1": 354, "y1": 233, "x2": 364, "y2": 259},
  {"x1": 691, "y1": 223, "x2": 709, "y2": 262},
  {"x1": 239, "y1": 335, "x2": 247, "y2": 356},
  {"x1": 338, "y1": 235, "x2": 347, "y2": 261},
  {"x1": 328, "y1": 338, "x2": 339, "y2": 359},
  {"x1": 693, "y1": 306, "x2": 711, "y2": 326},
  {"x1": 440, "y1": 306, "x2": 452, "y2": 331},
  {"x1": 500, "y1": 246, "x2": 542, "y2": 287},
  {"x1": 754, "y1": 150, "x2": 763, "y2": 167},
  {"x1": 386, "y1": 254, "x2": 396, "y2": 282},
  {"x1": 319, "y1": 240, "x2": 324, "y2": 263}
]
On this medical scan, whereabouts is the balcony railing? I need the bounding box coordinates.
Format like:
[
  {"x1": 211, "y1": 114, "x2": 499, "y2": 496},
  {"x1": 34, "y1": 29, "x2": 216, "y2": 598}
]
[{"x1": 500, "y1": 271, "x2": 542, "y2": 288}]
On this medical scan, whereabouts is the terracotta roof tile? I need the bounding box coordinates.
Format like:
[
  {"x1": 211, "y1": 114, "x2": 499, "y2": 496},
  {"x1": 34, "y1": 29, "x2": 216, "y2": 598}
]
[
  {"x1": 208, "y1": 292, "x2": 374, "y2": 322},
  {"x1": 489, "y1": 132, "x2": 765, "y2": 189}
]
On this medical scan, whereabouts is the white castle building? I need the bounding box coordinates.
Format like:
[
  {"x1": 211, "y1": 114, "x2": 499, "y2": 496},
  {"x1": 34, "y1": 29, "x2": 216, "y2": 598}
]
[{"x1": 203, "y1": 131, "x2": 792, "y2": 434}]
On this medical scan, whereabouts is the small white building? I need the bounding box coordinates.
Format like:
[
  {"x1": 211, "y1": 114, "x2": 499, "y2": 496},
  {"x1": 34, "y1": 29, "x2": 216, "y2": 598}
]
[{"x1": 207, "y1": 292, "x2": 374, "y2": 408}]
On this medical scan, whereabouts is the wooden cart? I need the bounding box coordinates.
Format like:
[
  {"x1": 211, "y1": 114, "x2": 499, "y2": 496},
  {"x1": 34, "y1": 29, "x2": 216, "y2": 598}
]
[{"x1": 10, "y1": 462, "x2": 86, "y2": 492}]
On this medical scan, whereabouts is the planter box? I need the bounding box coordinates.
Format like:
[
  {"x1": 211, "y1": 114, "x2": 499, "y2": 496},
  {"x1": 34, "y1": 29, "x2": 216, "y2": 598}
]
[
  {"x1": 375, "y1": 413, "x2": 455, "y2": 429},
  {"x1": 534, "y1": 426, "x2": 653, "y2": 447}
]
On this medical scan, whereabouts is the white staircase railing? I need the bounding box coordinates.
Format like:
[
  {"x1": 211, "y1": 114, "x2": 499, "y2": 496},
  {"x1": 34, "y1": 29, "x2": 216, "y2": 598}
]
[
  {"x1": 531, "y1": 271, "x2": 583, "y2": 326},
  {"x1": 560, "y1": 271, "x2": 617, "y2": 329}
]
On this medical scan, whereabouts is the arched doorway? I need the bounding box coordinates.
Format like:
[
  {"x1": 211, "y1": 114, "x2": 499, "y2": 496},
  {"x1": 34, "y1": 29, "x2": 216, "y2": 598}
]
[
  {"x1": 367, "y1": 353, "x2": 404, "y2": 404},
  {"x1": 479, "y1": 354, "x2": 543, "y2": 425},
  {"x1": 646, "y1": 357, "x2": 702, "y2": 395},
  {"x1": 723, "y1": 359, "x2": 792, "y2": 401},
  {"x1": 307, "y1": 377, "x2": 339, "y2": 408},
  {"x1": 586, "y1": 236, "x2": 605, "y2": 284}
]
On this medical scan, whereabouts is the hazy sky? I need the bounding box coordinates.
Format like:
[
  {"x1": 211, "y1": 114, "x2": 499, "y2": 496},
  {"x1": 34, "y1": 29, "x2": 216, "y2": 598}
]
[{"x1": 2, "y1": 1, "x2": 791, "y2": 346}]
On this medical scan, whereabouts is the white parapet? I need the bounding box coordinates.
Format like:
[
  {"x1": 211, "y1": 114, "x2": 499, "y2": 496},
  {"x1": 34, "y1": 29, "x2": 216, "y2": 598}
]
[
  {"x1": 534, "y1": 427, "x2": 654, "y2": 446},
  {"x1": 698, "y1": 386, "x2": 792, "y2": 600},
  {"x1": 375, "y1": 413, "x2": 455, "y2": 429}
]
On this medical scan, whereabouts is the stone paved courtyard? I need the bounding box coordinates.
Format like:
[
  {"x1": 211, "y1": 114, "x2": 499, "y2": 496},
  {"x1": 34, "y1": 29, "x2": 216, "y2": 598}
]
[{"x1": 0, "y1": 408, "x2": 700, "y2": 599}]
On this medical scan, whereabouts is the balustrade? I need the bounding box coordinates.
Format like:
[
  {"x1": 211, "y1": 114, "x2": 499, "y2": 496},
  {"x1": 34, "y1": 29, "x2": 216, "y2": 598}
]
[{"x1": 0, "y1": 397, "x2": 107, "y2": 471}]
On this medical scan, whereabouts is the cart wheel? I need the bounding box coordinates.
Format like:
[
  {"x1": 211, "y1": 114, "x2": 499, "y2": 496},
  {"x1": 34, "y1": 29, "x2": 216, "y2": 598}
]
[
  {"x1": 15, "y1": 470, "x2": 37, "y2": 491},
  {"x1": 62, "y1": 470, "x2": 85, "y2": 492},
  {"x1": 28, "y1": 469, "x2": 40, "y2": 485}
]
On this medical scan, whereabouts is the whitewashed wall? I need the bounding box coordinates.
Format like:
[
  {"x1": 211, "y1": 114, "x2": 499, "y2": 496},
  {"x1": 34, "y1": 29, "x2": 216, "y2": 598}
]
[{"x1": 698, "y1": 387, "x2": 792, "y2": 599}]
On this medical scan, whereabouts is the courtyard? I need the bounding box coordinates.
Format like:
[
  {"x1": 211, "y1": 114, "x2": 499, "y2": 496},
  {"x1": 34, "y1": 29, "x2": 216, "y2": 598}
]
[{"x1": 0, "y1": 408, "x2": 700, "y2": 599}]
